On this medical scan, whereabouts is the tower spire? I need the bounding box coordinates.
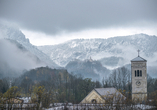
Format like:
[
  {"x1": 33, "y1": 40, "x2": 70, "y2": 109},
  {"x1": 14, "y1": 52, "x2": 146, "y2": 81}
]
[{"x1": 137, "y1": 49, "x2": 140, "y2": 57}]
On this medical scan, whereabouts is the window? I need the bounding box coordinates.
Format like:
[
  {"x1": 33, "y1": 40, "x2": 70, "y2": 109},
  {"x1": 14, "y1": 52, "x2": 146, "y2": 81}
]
[
  {"x1": 135, "y1": 70, "x2": 142, "y2": 77},
  {"x1": 140, "y1": 70, "x2": 142, "y2": 77},
  {"x1": 91, "y1": 99, "x2": 97, "y2": 104},
  {"x1": 137, "y1": 70, "x2": 139, "y2": 77}
]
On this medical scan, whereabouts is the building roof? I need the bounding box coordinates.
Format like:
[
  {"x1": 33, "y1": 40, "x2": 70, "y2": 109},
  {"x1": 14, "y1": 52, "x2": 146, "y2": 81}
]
[
  {"x1": 94, "y1": 88, "x2": 117, "y2": 96},
  {"x1": 131, "y1": 56, "x2": 147, "y2": 62},
  {"x1": 94, "y1": 88, "x2": 125, "y2": 101},
  {"x1": 80, "y1": 87, "x2": 125, "y2": 103},
  {"x1": 4, "y1": 98, "x2": 24, "y2": 103}
]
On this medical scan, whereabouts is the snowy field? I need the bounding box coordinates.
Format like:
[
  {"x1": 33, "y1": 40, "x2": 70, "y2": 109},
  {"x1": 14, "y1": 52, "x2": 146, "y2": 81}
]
[{"x1": 45, "y1": 104, "x2": 156, "y2": 110}]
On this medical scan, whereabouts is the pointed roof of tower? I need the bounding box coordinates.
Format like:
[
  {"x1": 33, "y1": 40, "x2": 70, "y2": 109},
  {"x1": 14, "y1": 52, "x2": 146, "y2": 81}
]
[
  {"x1": 131, "y1": 56, "x2": 147, "y2": 62},
  {"x1": 131, "y1": 49, "x2": 147, "y2": 62}
]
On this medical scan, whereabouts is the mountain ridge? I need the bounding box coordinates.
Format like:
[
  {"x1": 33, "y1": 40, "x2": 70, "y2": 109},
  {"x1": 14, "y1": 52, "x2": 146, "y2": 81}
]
[
  {"x1": 1, "y1": 21, "x2": 157, "y2": 78},
  {"x1": 38, "y1": 34, "x2": 157, "y2": 67}
]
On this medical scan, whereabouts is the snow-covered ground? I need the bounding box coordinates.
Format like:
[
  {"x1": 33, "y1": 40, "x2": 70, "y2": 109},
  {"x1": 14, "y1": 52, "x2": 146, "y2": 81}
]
[
  {"x1": 45, "y1": 104, "x2": 156, "y2": 110},
  {"x1": 133, "y1": 104, "x2": 156, "y2": 109},
  {"x1": 19, "y1": 97, "x2": 31, "y2": 103}
]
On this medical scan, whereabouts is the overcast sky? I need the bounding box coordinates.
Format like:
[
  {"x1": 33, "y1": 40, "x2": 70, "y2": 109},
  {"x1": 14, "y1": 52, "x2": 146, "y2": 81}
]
[{"x1": 0, "y1": 0, "x2": 157, "y2": 46}]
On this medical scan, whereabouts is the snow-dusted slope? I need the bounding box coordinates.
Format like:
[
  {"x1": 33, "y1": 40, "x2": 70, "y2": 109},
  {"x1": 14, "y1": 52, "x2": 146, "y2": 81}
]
[
  {"x1": 0, "y1": 39, "x2": 46, "y2": 78},
  {"x1": 65, "y1": 58, "x2": 111, "y2": 80},
  {"x1": 0, "y1": 22, "x2": 59, "y2": 68},
  {"x1": 38, "y1": 34, "x2": 157, "y2": 68}
]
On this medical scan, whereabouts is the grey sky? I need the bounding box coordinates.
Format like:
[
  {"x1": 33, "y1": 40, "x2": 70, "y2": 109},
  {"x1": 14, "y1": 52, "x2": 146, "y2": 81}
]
[{"x1": 0, "y1": 0, "x2": 157, "y2": 35}]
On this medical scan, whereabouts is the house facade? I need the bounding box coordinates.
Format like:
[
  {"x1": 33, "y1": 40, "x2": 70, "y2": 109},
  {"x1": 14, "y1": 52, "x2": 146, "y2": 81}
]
[{"x1": 80, "y1": 88, "x2": 125, "y2": 104}]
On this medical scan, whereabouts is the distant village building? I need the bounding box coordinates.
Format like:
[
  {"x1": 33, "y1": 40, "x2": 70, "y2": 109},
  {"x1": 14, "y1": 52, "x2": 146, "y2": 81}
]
[
  {"x1": 131, "y1": 50, "x2": 147, "y2": 102},
  {"x1": 4, "y1": 98, "x2": 24, "y2": 104},
  {"x1": 80, "y1": 88, "x2": 125, "y2": 104}
]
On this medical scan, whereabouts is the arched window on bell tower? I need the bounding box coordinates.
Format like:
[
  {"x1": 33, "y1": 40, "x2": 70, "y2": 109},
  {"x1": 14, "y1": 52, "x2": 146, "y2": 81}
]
[
  {"x1": 137, "y1": 70, "x2": 139, "y2": 77},
  {"x1": 135, "y1": 70, "x2": 136, "y2": 77},
  {"x1": 140, "y1": 70, "x2": 142, "y2": 77}
]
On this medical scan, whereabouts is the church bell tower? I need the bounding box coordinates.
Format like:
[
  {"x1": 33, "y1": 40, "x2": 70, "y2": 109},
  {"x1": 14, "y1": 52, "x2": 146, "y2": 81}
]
[{"x1": 131, "y1": 50, "x2": 147, "y2": 102}]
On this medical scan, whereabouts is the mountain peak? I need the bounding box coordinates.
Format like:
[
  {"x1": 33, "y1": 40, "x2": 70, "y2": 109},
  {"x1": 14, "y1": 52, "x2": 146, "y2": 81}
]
[
  {"x1": 0, "y1": 22, "x2": 30, "y2": 44},
  {"x1": 0, "y1": 21, "x2": 59, "y2": 68}
]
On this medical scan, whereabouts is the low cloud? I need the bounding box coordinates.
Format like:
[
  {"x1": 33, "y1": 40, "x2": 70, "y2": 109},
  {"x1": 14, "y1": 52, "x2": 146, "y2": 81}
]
[
  {"x1": 0, "y1": 39, "x2": 45, "y2": 77},
  {"x1": 0, "y1": 0, "x2": 157, "y2": 35}
]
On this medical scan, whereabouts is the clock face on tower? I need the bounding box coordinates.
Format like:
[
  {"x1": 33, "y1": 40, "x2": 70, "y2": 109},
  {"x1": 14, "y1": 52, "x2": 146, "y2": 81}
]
[{"x1": 136, "y1": 80, "x2": 141, "y2": 86}]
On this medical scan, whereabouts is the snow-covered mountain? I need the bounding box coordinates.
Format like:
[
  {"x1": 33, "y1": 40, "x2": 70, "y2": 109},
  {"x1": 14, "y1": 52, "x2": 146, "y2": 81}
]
[
  {"x1": 1, "y1": 21, "x2": 156, "y2": 78},
  {"x1": 0, "y1": 22, "x2": 59, "y2": 68},
  {"x1": 38, "y1": 34, "x2": 157, "y2": 77},
  {"x1": 38, "y1": 34, "x2": 157, "y2": 67}
]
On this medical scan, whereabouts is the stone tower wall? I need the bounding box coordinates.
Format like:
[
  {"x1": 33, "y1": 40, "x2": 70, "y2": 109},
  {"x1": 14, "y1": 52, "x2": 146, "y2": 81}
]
[{"x1": 131, "y1": 61, "x2": 147, "y2": 101}]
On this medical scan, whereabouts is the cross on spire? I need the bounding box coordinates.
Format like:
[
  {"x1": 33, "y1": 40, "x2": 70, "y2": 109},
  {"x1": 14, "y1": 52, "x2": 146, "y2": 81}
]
[{"x1": 137, "y1": 49, "x2": 140, "y2": 57}]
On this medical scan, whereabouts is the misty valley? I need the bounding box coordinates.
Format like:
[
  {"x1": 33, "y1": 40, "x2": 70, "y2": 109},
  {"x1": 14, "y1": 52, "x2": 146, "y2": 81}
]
[{"x1": 0, "y1": 22, "x2": 157, "y2": 109}]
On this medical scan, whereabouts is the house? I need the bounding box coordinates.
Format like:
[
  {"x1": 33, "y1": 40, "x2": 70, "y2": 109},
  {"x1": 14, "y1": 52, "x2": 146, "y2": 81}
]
[
  {"x1": 3, "y1": 97, "x2": 37, "y2": 109},
  {"x1": 80, "y1": 88, "x2": 125, "y2": 104},
  {"x1": 3, "y1": 98, "x2": 24, "y2": 104}
]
